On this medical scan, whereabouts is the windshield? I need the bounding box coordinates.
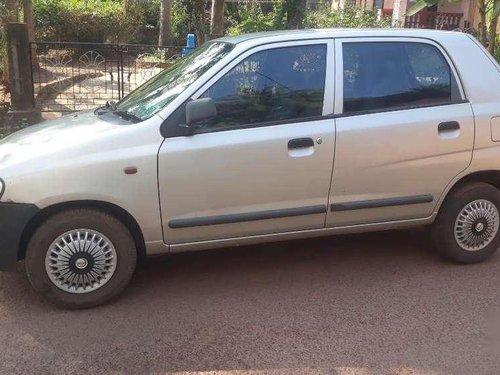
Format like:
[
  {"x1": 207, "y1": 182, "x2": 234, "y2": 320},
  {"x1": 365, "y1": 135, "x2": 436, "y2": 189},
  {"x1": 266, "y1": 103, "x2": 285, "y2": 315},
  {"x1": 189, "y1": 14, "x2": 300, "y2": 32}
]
[{"x1": 115, "y1": 42, "x2": 234, "y2": 121}]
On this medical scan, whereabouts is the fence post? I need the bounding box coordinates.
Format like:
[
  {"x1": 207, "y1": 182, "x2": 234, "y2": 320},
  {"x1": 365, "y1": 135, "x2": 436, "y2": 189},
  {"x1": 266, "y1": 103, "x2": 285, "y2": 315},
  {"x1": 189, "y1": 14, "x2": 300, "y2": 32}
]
[{"x1": 5, "y1": 23, "x2": 40, "y2": 127}]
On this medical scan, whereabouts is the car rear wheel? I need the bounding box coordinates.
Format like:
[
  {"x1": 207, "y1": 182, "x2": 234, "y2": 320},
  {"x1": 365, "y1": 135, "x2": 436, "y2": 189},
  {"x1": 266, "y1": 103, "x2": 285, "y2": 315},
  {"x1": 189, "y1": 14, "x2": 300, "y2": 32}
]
[
  {"x1": 432, "y1": 182, "x2": 500, "y2": 264},
  {"x1": 25, "y1": 208, "x2": 137, "y2": 309}
]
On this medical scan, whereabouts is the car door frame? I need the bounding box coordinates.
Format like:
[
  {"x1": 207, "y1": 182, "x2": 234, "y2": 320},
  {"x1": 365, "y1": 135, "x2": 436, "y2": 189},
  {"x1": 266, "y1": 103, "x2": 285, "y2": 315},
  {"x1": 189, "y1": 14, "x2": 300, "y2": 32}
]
[
  {"x1": 325, "y1": 36, "x2": 473, "y2": 228},
  {"x1": 158, "y1": 38, "x2": 337, "y2": 249}
]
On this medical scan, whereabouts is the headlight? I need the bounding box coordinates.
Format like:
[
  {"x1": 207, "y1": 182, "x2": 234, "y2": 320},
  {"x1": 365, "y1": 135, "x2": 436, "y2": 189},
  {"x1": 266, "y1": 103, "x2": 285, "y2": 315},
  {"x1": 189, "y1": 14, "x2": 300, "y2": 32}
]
[{"x1": 0, "y1": 178, "x2": 4, "y2": 200}]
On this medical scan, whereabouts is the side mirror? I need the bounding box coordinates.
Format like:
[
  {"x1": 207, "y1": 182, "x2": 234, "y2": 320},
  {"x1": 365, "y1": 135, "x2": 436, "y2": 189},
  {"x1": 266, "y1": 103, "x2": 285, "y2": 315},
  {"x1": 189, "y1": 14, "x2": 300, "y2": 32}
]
[{"x1": 185, "y1": 98, "x2": 217, "y2": 125}]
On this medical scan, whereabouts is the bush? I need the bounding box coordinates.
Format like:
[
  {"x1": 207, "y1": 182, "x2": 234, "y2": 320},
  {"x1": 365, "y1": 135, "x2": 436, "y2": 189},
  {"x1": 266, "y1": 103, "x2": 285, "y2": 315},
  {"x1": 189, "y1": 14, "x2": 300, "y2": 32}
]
[
  {"x1": 32, "y1": 0, "x2": 195, "y2": 45},
  {"x1": 171, "y1": 0, "x2": 191, "y2": 45},
  {"x1": 33, "y1": 0, "x2": 145, "y2": 43},
  {"x1": 226, "y1": 2, "x2": 392, "y2": 36},
  {"x1": 226, "y1": 1, "x2": 286, "y2": 35},
  {"x1": 304, "y1": 4, "x2": 392, "y2": 28}
]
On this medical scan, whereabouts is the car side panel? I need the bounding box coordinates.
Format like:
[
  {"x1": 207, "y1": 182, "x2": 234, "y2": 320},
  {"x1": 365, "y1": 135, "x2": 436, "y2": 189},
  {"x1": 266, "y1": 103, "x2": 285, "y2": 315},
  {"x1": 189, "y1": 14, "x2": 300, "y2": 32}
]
[{"x1": 326, "y1": 104, "x2": 475, "y2": 226}]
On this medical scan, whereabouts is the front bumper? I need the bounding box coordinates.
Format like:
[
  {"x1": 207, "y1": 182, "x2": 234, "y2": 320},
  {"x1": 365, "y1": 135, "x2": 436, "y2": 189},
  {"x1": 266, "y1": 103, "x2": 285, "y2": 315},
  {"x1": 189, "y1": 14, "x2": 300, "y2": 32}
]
[{"x1": 0, "y1": 203, "x2": 39, "y2": 271}]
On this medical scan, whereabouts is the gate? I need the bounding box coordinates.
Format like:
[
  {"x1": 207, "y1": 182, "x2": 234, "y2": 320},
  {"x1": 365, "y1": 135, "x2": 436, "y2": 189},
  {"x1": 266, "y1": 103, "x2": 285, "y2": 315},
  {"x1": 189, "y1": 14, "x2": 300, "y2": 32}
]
[{"x1": 30, "y1": 42, "x2": 184, "y2": 113}]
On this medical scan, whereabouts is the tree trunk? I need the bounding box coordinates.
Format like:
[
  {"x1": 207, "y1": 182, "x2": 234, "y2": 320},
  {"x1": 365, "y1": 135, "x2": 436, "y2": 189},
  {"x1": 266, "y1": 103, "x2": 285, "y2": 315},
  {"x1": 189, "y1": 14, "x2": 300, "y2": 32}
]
[
  {"x1": 192, "y1": 0, "x2": 206, "y2": 45},
  {"x1": 478, "y1": 0, "x2": 488, "y2": 46},
  {"x1": 22, "y1": 0, "x2": 37, "y2": 68},
  {"x1": 210, "y1": 0, "x2": 225, "y2": 37},
  {"x1": 23, "y1": 0, "x2": 34, "y2": 42},
  {"x1": 158, "y1": 0, "x2": 172, "y2": 46},
  {"x1": 4, "y1": 0, "x2": 18, "y2": 81},
  {"x1": 285, "y1": 0, "x2": 307, "y2": 29},
  {"x1": 488, "y1": 13, "x2": 499, "y2": 54}
]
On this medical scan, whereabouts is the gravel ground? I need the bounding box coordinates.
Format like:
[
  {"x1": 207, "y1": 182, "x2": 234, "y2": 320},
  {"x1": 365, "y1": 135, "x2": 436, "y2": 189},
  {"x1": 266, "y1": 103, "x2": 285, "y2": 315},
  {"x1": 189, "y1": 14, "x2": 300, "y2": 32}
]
[{"x1": 0, "y1": 229, "x2": 499, "y2": 375}]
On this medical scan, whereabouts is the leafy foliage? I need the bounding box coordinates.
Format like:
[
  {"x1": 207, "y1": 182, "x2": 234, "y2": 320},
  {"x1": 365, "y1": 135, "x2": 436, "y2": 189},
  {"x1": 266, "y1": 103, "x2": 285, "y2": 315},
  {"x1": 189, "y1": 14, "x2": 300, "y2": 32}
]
[
  {"x1": 32, "y1": 0, "x2": 200, "y2": 45},
  {"x1": 33, "y1": 0, "x2": 148, "y2": 43},
  {"x1": 407, "y1": 0, "x2": 437, "y2": 16},
  {"x1": 226, "y1": 1, "x2": 391, "y2": 35},
  {"x1": 171, "y1": 0, "x2": 190, "y2": 43},
  {"x1": 0, "y1": 2, "x2": 9, "y2": 79},
  {"x1": 226, "y1": 1, "x2": 286, "y2": 35},
  {"x1": 304, "y1": 4, "x2": 392, "y2": 28}
]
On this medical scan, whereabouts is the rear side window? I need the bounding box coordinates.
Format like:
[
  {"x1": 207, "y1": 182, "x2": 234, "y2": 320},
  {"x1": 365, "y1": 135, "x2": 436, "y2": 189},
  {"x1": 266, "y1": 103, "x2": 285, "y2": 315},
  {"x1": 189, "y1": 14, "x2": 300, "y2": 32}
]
[
  {"x1": 343, "y1": 42, "x2": 460, "y2": 114},
  {"x1": 200, "y1": 44, "x2": 327, "y2": 130}
]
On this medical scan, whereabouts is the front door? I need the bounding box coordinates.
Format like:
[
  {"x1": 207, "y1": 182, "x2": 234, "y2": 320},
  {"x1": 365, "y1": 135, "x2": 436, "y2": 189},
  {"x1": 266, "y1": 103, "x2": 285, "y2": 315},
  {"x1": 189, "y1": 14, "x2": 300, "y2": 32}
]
[
  {"x1": 159, "y1": 40, "x2": 336, "y2": 244},
  {"x1": 326, "y1": 38, "x2": 475, "y2": 227}
]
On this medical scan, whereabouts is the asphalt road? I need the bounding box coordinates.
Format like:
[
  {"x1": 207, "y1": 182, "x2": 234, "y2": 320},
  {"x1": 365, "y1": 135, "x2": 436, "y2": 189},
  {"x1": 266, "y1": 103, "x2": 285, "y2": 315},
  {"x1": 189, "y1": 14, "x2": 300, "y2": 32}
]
[{"x1": 1, "y1": 229, "x2": 500, "y2": 375}]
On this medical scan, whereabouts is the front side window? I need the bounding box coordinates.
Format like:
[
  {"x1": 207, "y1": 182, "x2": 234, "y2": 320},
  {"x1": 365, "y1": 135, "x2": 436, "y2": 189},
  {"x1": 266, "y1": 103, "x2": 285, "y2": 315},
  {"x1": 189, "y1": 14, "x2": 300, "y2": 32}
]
[
  {"x1": 343, "y1": 42, "x2": 457, "y2": 114},
  {"x1": 199, "y1": 44, "x2": 327, "y2": 130}
]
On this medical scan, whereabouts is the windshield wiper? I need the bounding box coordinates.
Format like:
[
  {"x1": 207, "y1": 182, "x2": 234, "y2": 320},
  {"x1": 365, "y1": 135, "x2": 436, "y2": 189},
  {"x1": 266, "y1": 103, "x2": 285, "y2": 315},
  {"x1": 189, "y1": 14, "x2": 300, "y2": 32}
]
[
  {"x1": 106, "y1": 101, "x2": 117, "y2": 111},
  {"x1": 114, "y1": 110, "x2": 142, "y2": 123},
  {"x1": 103, "y1": 101, "x2": 142, "y2": 123}
]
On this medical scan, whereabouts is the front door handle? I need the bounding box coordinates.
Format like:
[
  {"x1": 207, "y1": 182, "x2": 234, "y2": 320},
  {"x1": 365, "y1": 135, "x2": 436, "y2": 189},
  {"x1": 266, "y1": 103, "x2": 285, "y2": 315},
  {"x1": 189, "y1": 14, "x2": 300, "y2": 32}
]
[
  {"x1": 288, "y1": 138, "x2": 314, "y2": 149},
  {"x1": 438, "y1": 121, "x2": 460, "y2": 132}
]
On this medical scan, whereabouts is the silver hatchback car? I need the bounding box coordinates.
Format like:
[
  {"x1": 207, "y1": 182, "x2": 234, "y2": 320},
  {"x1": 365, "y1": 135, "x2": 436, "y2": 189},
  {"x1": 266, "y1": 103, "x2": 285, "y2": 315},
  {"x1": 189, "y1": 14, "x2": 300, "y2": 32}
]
[{"x1": 1, "y1": 29, "x2": 500, "y2": 308}]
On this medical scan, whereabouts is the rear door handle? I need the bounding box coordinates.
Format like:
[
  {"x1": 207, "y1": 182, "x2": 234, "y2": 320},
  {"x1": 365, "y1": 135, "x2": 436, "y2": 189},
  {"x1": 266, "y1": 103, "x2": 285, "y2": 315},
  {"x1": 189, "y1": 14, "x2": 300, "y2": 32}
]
[
  {"x1": 288, "y1": 138, "x2": 314, "y2": 149},
  {"x1": 438, "y1": 121, "x2": 460, "y2": 132}
]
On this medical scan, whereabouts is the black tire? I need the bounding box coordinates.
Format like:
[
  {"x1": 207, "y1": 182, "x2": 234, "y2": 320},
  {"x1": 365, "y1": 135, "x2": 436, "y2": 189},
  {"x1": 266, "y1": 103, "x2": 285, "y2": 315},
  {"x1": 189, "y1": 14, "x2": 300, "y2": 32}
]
[
  {"x1": 25, "y1": 208, "x2": 137, "y2": 309},
  {"x1": 432, "y1": 182, "x2": 500, "y2": 264}
]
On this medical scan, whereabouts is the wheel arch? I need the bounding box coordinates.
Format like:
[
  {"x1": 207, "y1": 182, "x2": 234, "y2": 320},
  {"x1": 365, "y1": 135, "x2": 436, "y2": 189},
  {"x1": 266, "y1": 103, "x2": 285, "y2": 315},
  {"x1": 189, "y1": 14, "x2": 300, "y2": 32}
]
[
  {"x1": 18, "y1": 200, "x2": 146, "y2": 261},
  {"x1": 437, "y1": 170, "x2": 500, "y2": 214}
]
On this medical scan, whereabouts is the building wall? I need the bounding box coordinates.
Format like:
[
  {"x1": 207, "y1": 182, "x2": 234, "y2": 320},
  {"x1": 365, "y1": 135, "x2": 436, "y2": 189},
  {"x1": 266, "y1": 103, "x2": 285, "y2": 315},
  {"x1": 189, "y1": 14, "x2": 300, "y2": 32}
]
[{"x1": 330, "y1": 0, "x2": 480, "y2": 30}]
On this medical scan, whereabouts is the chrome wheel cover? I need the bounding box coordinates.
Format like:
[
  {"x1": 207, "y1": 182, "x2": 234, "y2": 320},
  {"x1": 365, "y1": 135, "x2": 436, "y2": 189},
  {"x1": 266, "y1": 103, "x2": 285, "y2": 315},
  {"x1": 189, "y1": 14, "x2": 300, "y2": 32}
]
[
  {"x1": 454, "y1": 199, "x2": 500, "y2": 251},
  {"x1": 45, "y1": 229, "x2": 117, "y2": 294}
]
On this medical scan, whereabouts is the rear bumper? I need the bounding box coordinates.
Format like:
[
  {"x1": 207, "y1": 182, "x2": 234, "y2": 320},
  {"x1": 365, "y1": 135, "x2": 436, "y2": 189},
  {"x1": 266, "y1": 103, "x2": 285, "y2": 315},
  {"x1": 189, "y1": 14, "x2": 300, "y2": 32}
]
[{"x1": 0, "y1": 203, "x2": 39, "y2": 271}]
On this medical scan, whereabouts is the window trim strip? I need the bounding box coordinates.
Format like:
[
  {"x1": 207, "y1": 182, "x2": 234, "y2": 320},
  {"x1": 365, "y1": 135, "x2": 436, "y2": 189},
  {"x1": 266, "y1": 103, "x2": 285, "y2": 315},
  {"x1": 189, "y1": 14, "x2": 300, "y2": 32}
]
[
  {"x1": 169, "y1": 205, "x2": 327, "y2": 229},
  {"x1": 333, "y1": 99, "x2": 469, "y2": 119},
  {"x1": 192, "y1": 114, "x2": 335, "y2": 135}
]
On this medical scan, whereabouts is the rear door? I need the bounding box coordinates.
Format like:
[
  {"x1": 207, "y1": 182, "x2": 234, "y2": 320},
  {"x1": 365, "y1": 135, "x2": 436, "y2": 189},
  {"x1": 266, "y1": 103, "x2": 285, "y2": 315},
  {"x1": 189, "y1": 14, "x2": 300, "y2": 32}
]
[{"x1": 326, "y1": 37, "x2": 474, "y2": 227}]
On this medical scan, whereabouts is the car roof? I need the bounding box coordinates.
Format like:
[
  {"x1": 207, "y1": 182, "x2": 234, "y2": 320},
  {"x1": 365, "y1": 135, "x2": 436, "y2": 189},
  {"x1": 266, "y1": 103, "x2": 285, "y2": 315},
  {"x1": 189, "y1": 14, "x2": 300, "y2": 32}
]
[{"x1": 215, "y1": 28, "x2": 466, "y2": 45}]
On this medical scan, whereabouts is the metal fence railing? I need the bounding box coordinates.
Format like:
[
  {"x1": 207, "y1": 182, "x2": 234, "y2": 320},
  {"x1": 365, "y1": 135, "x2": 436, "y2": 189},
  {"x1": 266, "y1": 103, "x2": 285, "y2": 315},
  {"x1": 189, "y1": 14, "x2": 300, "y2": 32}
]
[
  {"x1": 30, "y1": 42, "x2": 184, "y2": 113},
  {"x1": 405, "y1": 11, "x2": 463, "y2": 30}
]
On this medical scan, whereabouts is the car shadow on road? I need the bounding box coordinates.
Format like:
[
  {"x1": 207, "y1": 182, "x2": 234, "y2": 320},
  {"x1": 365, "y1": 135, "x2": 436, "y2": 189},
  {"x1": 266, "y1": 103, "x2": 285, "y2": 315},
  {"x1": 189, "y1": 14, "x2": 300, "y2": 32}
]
[{"x1": 130, "y1": 228, "x2": 436, "y2": 295}]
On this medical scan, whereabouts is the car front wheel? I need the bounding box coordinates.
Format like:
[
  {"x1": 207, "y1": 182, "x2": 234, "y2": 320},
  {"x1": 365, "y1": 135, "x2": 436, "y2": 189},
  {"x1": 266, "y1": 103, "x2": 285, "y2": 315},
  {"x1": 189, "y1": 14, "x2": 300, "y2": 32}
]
[
  {"x1": 25, "y1": 208, "x2": 137, "y2": 309},
  {"x1": 432, "y1": 182, "x2": 500, "y2": 264}
]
